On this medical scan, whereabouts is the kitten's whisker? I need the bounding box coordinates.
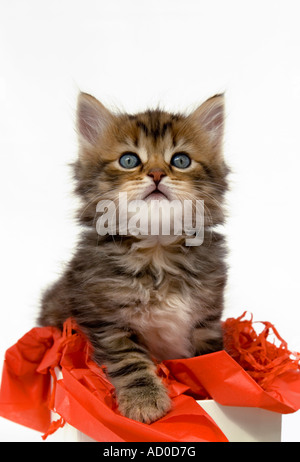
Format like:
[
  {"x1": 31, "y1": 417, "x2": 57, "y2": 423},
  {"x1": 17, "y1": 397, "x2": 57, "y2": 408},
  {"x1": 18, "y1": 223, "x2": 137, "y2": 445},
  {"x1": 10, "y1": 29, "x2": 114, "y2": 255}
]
[
  {"x1": 199, "y1": 191, "x2": 224, "y2": 211},
  {"x1": 78, "y1": 192, "x2": 104, "y2": 221}
]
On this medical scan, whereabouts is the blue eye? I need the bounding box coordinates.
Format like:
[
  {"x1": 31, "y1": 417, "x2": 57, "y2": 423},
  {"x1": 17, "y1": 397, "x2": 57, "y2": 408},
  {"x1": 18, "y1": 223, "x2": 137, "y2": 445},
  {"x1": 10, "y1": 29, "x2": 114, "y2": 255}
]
[
  {"x1": 119, "y1": 152, "x2": 141, "y2": 169},
  {"x1": 171, "y1": 152, "x2": 191, "y2": 169}
]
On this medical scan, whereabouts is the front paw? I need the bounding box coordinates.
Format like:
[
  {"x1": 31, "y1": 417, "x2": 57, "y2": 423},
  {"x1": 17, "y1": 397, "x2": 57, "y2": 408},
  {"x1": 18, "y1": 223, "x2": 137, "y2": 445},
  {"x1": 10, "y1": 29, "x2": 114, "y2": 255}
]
[{"x1": 117, "y1": 380, "x2": 172, "y2": 424}]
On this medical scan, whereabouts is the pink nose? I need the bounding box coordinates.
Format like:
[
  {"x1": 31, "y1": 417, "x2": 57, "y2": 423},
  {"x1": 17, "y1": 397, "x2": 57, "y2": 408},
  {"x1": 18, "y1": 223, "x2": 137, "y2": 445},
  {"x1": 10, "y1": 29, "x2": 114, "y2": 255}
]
[{"x1": 148, "y1": 169, "x2": 166, "y2": 185}]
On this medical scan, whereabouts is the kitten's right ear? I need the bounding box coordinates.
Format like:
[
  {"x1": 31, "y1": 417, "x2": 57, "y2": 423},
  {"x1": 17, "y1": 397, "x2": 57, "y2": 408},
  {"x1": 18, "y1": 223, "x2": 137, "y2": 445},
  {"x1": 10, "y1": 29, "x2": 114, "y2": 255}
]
[{"x1": 76, "y1": 92, "x2": 113, "y2": 145}]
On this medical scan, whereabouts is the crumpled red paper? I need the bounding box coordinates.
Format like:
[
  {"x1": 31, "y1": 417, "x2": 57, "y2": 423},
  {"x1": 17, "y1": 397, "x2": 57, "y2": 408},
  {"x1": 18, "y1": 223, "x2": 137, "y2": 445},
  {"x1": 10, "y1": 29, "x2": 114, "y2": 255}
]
[{"x1": 0, "y1": 313, "x2": 299, "y2": 442}]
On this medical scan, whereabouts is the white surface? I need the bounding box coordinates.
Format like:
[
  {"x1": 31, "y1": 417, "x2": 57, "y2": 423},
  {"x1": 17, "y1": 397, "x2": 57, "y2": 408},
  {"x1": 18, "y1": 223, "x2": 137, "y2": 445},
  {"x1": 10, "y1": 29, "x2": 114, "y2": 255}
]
[
  {"x1": 0, "y1": 0, "x2": 300, "y2": 442},
  {"x1": 199, "y1": 400, "x2": 281, "y2": 442}
]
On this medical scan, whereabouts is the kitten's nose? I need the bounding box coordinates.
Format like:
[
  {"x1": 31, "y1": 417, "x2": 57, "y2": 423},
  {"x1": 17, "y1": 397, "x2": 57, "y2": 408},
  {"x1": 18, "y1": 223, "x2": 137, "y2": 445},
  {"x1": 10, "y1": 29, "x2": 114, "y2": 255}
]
[{"x1": 148, "y1": 168, "x2": 166, "y2": 186}]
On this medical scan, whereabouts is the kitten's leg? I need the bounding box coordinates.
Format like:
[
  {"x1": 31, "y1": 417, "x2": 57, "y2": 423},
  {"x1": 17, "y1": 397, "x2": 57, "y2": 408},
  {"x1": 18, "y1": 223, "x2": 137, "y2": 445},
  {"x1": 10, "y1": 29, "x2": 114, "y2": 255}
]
[
  {"x1": 81, "y1": 322, "x2": 172, "y2": 424},
  {"x1": 191, "y1": 316, "x2": 224, "y2": 356}
]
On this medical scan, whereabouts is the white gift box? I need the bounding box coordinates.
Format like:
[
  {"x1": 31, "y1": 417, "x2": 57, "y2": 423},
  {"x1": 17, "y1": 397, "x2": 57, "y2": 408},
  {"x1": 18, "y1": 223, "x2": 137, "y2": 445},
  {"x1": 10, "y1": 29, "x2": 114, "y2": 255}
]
[
  {"x1": 49, "y1": 399, "x2": 282, "y2": 442},
  {"x1": 198, "y1": 399, "x2": 282, "y2": 442},
  {"x1": 48, "y1": 365, "x2": 282, "y2": 442}
]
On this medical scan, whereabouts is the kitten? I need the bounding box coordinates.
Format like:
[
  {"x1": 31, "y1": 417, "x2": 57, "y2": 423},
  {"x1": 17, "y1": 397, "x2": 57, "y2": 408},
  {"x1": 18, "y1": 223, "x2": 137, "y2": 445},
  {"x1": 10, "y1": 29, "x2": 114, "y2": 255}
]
[{"x1": 38, "y1": 92, "x2": 229, "y2": 424}]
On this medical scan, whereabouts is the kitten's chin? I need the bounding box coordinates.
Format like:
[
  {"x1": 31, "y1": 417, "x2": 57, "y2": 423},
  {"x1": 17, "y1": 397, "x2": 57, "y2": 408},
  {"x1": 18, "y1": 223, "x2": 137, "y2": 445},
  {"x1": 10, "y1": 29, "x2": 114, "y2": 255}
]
[{"x1": 129, "y1": 233, "x2": 184, "y2": 247}]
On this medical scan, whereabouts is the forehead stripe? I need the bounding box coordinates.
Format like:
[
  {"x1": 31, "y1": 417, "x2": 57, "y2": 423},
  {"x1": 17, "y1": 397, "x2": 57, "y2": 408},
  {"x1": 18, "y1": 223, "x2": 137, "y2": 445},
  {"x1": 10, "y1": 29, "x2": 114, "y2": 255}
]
[
  {"x1": 136, "y1": 118, "x2": 174, "y2": 141},
  {"x1": 136, "y1": 121, "x2": 149, "y2": 137}
]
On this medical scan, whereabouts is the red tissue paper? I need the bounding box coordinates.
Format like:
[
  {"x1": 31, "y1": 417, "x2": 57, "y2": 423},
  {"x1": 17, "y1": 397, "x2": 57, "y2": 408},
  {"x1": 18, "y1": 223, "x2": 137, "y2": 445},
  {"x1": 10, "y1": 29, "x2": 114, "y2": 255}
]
[{"x1": 0, "y1": 312, "x2": 299, "y2": 442}]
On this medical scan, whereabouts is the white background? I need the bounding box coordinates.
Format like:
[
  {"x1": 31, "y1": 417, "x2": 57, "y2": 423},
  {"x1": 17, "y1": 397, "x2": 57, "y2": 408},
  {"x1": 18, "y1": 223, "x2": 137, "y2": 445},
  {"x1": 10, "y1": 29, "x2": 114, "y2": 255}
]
[{"x1": 0, "y1": 0, "x2": 299, "y2": 442}]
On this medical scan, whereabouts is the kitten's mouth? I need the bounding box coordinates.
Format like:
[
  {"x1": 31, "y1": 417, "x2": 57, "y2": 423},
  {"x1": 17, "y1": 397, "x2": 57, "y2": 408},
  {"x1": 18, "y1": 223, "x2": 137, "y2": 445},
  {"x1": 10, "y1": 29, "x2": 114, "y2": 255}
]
[{"x1": 144, "y1": 188, "x2": 169, "y2": 201}]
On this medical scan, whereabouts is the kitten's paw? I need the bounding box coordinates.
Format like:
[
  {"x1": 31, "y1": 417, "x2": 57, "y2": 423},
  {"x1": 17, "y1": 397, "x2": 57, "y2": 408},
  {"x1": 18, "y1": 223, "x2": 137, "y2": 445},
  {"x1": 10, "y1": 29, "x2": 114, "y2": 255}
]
[{"x1": 117, "y1": 381, "x2": 172, "y2": 424}]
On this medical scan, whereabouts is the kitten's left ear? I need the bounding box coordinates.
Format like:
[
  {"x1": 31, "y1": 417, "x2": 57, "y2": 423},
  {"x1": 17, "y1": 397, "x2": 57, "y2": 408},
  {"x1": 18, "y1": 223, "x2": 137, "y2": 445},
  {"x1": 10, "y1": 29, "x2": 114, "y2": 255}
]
[
  {"x1": 190, "y1": 94, "x2": 225, "y2": 149},
  {"x1": 77, "y1": 92, "x2": 113, "y2": 146}
]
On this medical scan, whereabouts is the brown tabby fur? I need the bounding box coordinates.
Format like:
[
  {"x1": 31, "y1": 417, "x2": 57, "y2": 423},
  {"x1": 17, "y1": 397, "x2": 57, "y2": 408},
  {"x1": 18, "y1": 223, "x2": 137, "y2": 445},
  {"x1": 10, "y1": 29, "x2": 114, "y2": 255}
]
[{"x1": 38, "y1": 92, "x2": 229, "y2": 424}]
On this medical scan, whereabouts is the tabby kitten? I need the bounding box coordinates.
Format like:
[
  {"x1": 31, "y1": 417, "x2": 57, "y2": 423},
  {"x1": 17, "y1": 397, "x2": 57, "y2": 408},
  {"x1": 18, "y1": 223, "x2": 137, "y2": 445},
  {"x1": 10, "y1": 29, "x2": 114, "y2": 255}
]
[{"x1": 38, "y1": 92, "x2": 229, "y2": 424}]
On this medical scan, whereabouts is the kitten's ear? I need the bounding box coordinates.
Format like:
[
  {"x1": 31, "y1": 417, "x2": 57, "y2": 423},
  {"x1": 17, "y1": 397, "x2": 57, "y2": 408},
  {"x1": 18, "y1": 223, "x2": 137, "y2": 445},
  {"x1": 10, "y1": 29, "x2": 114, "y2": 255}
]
[
  {"x1": 76, "y1": 92, "x2": 113, "y2": 145},
  {"x1": 190, "y1": 94, "x2": 225, "y2": 148}
]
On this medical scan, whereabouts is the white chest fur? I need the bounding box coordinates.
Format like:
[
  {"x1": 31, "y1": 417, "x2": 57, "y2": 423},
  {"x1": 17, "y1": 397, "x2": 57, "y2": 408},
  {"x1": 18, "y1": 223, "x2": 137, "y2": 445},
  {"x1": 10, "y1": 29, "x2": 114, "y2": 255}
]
[
  {"x1": 121, "y1": 291, "x2": 193, "y2": 361},
  {"x1": 117, "y1": 242, "x2": 196, "y2": 360}
]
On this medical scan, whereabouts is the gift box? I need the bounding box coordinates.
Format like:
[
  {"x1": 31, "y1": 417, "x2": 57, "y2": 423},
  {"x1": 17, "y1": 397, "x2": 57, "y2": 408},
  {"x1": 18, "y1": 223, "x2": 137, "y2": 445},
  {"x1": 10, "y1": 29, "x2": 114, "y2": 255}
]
[
  {"x1": 48, "y1": 400, "x2": 282, "y2": 442},
  {"x1": 0, "y1": 312, "x2": 299, "y2": 442}
]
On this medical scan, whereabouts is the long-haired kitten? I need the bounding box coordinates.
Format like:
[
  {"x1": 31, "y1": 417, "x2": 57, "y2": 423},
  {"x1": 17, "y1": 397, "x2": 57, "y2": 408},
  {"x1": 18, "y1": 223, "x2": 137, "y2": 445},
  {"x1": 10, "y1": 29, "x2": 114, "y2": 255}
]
[{"x1": 38, "y1": 92, "x2": 229, "y2": 424}]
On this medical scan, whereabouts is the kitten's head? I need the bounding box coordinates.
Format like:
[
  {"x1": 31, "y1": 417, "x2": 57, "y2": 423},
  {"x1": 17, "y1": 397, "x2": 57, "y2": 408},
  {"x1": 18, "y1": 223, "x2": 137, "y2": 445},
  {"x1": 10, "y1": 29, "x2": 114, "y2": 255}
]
[{"x1": 73, "y1": 92, "x2": 229, "y2": 234}]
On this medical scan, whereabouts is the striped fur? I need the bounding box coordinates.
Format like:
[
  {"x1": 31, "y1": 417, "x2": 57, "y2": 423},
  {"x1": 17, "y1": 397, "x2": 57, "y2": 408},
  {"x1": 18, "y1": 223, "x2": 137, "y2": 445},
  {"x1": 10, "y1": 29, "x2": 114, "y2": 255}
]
[{"x1": 38, "y1": 92, "x2": 229, "y2": 423}]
